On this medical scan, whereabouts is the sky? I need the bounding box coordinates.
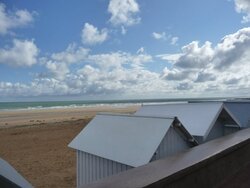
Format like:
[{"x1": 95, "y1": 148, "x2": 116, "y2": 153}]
[{"x1": 0, "y1": 0, "x2": 250, "y2": 101}]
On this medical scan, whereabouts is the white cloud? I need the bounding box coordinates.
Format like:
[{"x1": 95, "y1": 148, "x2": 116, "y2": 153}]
[
  {"x1": 51, "y1": 43, "x2": 89, "y2": 64},
  {"x1": 152, "y1": 32, "x2": 179, "y2": 45},
  {"x1": 46, "y1": 61, "x2": 69, "y2": 80},
  {"x1": 234, "y1": 0, "x2": 250, "y2": 23},
  {"x1": 152, "y1": 32, "x2": 167, "y2": 40},
  {"x1": 171, "y1": 37, "x2": 179, "y2": 45},
  {"x1": 136, "y1": 47, "x2": 144, "y2": 54},
  {"x1": 0, "y1": 39, "x2": 39, "y2": 67},
  {"x1": 88, "y1": 52, "x2": 128, "y2": 69},
  {"x1": 87, "y1": 51, "x2": 152, "y2": 70},
  {"x1": 161, "y1": 27, "x2": 250, "y2": 95},
  {"x1": 108, "y1": 0, "x2": 140, "y2": 26},
  {"x1": 3, "y1": 28, "x2": 250, "y2": 98},
  {"x1": 121, "y1": 26, "x2": 127, "y2": 35},
  {"x1": 214, "y1": 27, "x2": 250, "y2": 69},
  {"x1": 0, "y1": 3, "x2": 34, "y2": 35},
  {"x1": 81, "y1": 23, "x2": 108, "y2": 45},
  {"x1": 0, "y1": 50, "x2": 162, "y2": 98},
  {"x1": 173, "y1": 41, "x2": 214, "y2": 69},
  {"x1": 157, "y1": 54, "x2": 182, "y2": 62}
]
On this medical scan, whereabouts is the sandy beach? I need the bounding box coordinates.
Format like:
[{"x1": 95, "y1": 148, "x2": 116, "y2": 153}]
[{"x1": 0, "y1": 105, "x2": 139, "y2": 188}]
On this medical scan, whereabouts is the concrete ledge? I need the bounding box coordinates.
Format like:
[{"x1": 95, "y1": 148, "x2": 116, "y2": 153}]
[{"x1": 82, "y1": 128, "x2": 250, "y2": 188}]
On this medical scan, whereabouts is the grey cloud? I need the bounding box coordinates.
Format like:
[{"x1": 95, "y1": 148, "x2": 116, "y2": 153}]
[
  {"x1": 214, "y1": 30, "x2": 250, "y2": 69},
  {"x1": 164, "y1": 70, "x2": 192, "y2": 81},
  {"x1": 176, "y1": 82, "x2": 193, "y2": 90},
  {"x1": 195, "y1": 72, "x2": 216, "y2": 83},
  {"x1": 223, "y1": 78, "x2": 241, "y2": 85}
]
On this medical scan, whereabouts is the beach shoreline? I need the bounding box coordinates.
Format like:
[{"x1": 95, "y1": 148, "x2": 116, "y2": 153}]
[
  {"x1": 0, "y1": 105, "x2": 139, "y2": 128},
  {"x1": 0, "y1": 105, "x2": 139, "y2": 187}
]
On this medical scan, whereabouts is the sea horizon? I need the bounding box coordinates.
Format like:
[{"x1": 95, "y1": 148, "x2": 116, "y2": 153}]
[{"x1": 0, "y1": 97, "x2": 249, "y2": 111}]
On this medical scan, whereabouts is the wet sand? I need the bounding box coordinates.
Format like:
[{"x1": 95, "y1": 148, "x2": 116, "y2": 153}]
[{"x1": 0, "y1": 105, "x2": 139, "y2": 188}]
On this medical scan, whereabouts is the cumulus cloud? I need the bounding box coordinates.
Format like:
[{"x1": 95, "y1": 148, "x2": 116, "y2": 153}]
[
  {"x1": 0, "y1": 39, "x2": 39, "y2": 67},
  {"x1": 152, "y1": 32, "x2": 167, "y2": 40},
  {"x1": 0, "y1": 3, "x2": 35, "y2": 35},
  {"x1": 160, "y1": 27, "x2": 250, "y2": 95},
  {"x1": 195, "y1": 72, "x2": 216, "y2": 83},
  {"x1": 0, "y1": 49, "x2": 166, "y2": 98},
  {"x1": 108, "y1": 0, "x2": 140, "y2": 26},
  {"x1": 46, "y1": 61, "x2": 69, "y2": 80},
  {"x1": 234, "y1": 0, "x2": 250, "y2": 23},
  {"x1": 3, "y1": 28, "x2": 250, "y2": 98},
  {"x1": 157, "y1": 53, "x2": 182, "y2": 62},
  {"x1": 88, "y1": 52, "x2": 128, "y2": 69},
  {"x1": 121, "y1": 26, "x2": 127, "y2": 35},
  {"x1": 214, "y1": 27, "x2": 250, "y2": 69},
  {"x1": 51, "y1": 43, "x2": 89, "y2": 64},
  {"x1": 136, "y1": 47, "x2": 145, "y2": 54},
  {"x1": 171, "y1": 37, "x2": 179, "y2": 45},
  {"x1": 87, "y1": 51, "x2": 152, "y2": 70},
  {"x1": 173, "y1": 41, "x2": 214, "y2": 69},
  {"x1": 152, "y1": 32, "x2": 179, "y2": 45},
  {"x1": 81, "y1": 23, "x2": 108, "y2": 45}
]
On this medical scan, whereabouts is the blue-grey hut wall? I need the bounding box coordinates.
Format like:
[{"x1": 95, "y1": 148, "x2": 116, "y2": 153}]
[
  {"x1": 206, "y1": 120, "x2": 238, "y2": 143},
  {"x1": 194, "y1": 136, "x2": 203, "y2": 144},
  {"x1": 206, "y1": 121, "x2": 224, "y2": 142},
  {"x1": 224, "y1": 103, "x2": 250, "y2": 128},
  {"x1": 224, "y1": 126, "x2": 239, "y2": 135},
  {"x1": 150, "y1": 126, "x2": 190, "y2": 161},
  {"x1": 77, "y1": 151, "x2": 132, "y2": 187},
  {"x1": 76, "y1": 127, "x2": 192, "y2": 187}
]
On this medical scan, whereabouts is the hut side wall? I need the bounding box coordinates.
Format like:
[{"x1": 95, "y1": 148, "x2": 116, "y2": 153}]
[
  {"x1": 194, "y1": 136, "x2": 203, "y2": 144},
  {"x1": 224, "y1": 103, "x2": 250, "y2": 128},
  {"x1": 206, "y1": 121, "x2": 239, "y2": 142},
  {"x1": 224, "y1": 126, "x2": 239, "y2": 135},
  {"x1": 77, "y1": 151, "x2": 132, "y2": 187},
  {"x1": 206, "y1": 121, "x2": 224, "y2": 142},
  {"x1": 151, "y1": 126, "x2": 190, "y2": 161}
]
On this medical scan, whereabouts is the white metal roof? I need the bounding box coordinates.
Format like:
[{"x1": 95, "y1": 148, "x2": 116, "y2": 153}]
[
  {"x1": 224, "y1": 102, "x2": 250, "y2": 127},
  {"x1": 135, "y1": 103, "x2": 224, "y2": 138},
  {"x1": 0, "y1": 158, "x2": 33, "y2": 188},
  {"x1": 69, "y1": 114, "x2": 175, "y2": 167}
]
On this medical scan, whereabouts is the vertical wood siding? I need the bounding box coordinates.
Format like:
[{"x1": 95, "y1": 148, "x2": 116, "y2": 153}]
[
  {"x1": 76, "y1": 126, "x2": 192, "y2": 186},
  {"x1": 206, "y1": 120, "x2": 239, "y2": 142},
  {"x1": 206, "y1": 121, "x2": 224, "y2": 142},
  {"x1": 224, "y1": 126, "x2": 239, "y2": 136},
  {"x1": 151, "y1": 126, "x2": 190, "y2": 161},
  {"x1": 77, "y1": 151, "x2": 132, "y2": 187}
]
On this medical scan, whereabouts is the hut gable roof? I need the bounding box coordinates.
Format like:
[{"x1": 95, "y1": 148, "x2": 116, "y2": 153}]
[
  {"x1": 0, "y1": 158, "x2": 33, "y2": 188},
  {"x1": 135, "y1": 103, "x2": 232, "y2": 139},
  {"x1": 69, "y1": 114, "x2": 178, "y2": 167}
]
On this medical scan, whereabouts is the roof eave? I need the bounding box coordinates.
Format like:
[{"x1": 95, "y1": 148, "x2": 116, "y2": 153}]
[{"x1": 173, "y1": 117, "x2": 199, "y2": 146}]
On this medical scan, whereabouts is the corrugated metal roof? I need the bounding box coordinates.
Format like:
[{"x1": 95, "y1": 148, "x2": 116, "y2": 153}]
[
  {"x1": 69, "y1": 114, "x2": 175, "y2": 167},
  {"x1": 224, "y1": 102, "x2": 250, "y2": 127},
  {"x1": 135, "y1": 103, "x2": 224, "y2": 138},
  {"x1": 0, "y1": 158, "x2": 33, "y2": 188}
]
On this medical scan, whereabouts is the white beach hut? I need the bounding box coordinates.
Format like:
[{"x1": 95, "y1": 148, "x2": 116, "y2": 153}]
[
  {"x1": 224, "y1": 101, "x2": 250, "y2": 128},
  {"x1": 135, "y1": 103, "x2": 240, "y2": 143},
  {"x1": 68, "y1": 114, "x2": 197, "y2": 187},
  {"x1": 0, "y1": 158, "x2": 33, "y2": 188}
]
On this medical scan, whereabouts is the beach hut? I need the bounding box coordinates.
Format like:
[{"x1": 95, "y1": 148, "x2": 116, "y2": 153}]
[
  {"x1": 135, "y1": 102, "x2": 240, "y2": 143},
  {"x1": 0, "y1": 158, "x2": 33, "y2": 188},
  {"x1": 68, "y1": 114, "x2": 197, "y2": 187},
  {"x1": 224, "y1": 101, "x2": 250, "y2": 128}
]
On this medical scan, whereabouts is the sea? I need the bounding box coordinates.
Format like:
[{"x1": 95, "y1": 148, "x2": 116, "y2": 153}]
[{"x1": 0, "y1": 97, "x2": 246, "y2": 111}]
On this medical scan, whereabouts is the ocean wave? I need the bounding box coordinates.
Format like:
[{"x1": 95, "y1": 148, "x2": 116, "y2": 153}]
[{"x1": 0, "y1": 102, "x2": 142, "y2": 112}]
